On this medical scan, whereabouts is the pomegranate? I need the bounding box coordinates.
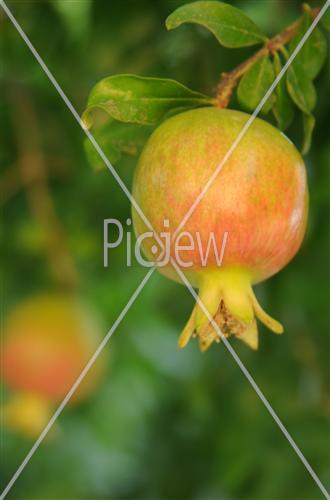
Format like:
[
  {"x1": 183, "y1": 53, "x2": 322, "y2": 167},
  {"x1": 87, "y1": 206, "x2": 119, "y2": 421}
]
[
  {"x1": 2, "y1": 294, "x2": 106, "y2": 437},
  {"x1": 132, "y1": 108, "x2": 308, "y2": 351}
]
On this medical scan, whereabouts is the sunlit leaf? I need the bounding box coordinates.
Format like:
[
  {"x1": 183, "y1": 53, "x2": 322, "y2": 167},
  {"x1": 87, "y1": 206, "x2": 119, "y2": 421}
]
[
  {"x1": 84, "y1": 120, "x2": 153, "y2": 170},
  {"x1": 290, "y1": 13, "x2": 327, "y2": 80},
  {"x1": 82, "y1": 75, "x2": 215, "y2": 126},
  {"x1": 166, "y1": 1, "x2": 267, "y2": 48},
  {"x1": 286, "y1": 66, "x2": 316, "y2": 114},
  {"x1": 272, "y1": 53, "x2": 294, "y2": 131},
  {"x1": 237, "y1": 55, "x2": 275, "y2": 114},
  {"x1": 302, "y1": 113, "x2": 315, "y2": 155}
]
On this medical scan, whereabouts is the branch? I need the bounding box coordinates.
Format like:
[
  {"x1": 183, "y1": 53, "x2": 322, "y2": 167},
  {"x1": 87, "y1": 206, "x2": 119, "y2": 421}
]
[
  {"x1": 0, "y1": 158, "x2": 71, "y2": 206},
  {"x1": 9, "y1": 84, "x2": 79, "y2": 291},
  {"x1": 215, "y1": 6, "x2": 320, "y2": 108},
  {"x1": 0, "y1": 166, "x2": 22, "y2": 206}
]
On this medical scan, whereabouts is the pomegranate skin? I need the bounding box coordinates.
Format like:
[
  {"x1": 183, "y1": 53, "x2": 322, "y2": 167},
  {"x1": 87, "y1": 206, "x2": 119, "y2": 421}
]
[
  {"x1": 132, "y1": 107, "x2": 308, "y2": 285},
  {"x1": 132, "y1": 108, "x2": 309, "y2": 351}
]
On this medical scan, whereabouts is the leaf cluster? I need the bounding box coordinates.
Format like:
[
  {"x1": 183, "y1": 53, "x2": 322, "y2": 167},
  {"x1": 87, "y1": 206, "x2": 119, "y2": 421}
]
[{"x1": 82, "y1": 1, "x2": 330, "y2": 168}]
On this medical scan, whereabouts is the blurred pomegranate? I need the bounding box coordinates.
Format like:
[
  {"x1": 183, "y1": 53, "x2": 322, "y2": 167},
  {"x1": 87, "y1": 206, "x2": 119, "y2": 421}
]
[{"x1": 1, "y1": 294, "x2": 106, "y2": 437}]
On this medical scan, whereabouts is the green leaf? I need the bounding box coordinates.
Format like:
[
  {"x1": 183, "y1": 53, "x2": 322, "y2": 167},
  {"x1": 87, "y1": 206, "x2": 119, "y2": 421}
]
[
  {"x1": 84, "y1": 120, "x2": 153, "y2": 170},
  {"x1": 82, "y1": 75, "x2": 215, "y2": 126},
  {"x1": 237, "y1": 55, "x2": 275, "y2": 114},
  {"x1": 302, "y1": 113, "x2": 315, "y2": 155},
  {"x1": 321, "y1": 6, "x2": 330, "y2": 30},
  {"x1": 272, "y1": 53, "x2": 294, "y2": 131},
  {"x1": 165, "y1": 1, "x2": 267, "y2": 48},
  {"x1": 286, "y1": 66, "x2": 316, "y2": 114},
  {"x1": 289, "y1": 13, "x2": 327, "y2": 80}
]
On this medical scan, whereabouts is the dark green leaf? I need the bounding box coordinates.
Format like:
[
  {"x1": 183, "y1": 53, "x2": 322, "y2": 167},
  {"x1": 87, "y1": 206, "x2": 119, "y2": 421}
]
[
  {"x1": 166, "y1": 1, "x2": 267, "y2": 48},
  {"x1": 302, "y1": 113, "x2": 315, "y2": 155},
  {"x1": 237, "y1": 55, "x2": 275, "y2": 114},
  {"x1": 286, "y1": 66, "x2": 316, "y2": 114},
  {"x1": 321, "y1": 6, "x2": 330, "y2": 30},
  {"x1": 290, "y1": 13, "x2": 327, "y2": 80},
  {"x1": 82, "y1": 75, "x2": 215, "y2": 126},
  {"x1": 84, "y1": 120, "x2": 153, "y2": 170},
  {"x1": 272, "y1": 53, "x2": 294, "y2": 131}
]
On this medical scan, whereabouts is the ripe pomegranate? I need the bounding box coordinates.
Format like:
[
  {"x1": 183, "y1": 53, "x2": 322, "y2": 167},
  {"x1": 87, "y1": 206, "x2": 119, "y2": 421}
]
[
  {"x1": 2, "y1": 294, "x2": 106, "y2": 437},
  {"x1": 132, "y1": 108, "x2": 308, "y2": 351}
]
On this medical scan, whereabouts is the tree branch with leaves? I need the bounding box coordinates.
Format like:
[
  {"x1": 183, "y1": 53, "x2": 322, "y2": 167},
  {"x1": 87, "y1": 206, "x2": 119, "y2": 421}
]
[{"x1": 83, "y1": 1, "x2": 330, "y2": 161}]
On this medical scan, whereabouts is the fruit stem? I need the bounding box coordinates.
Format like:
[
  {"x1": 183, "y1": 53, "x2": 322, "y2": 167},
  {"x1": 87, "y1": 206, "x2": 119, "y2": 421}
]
[
  {"x1": 9, "y1": 84, "x2": 80, "y2": 291},
  {"x1": 215, "y1": 5, "x2": 321, "y2": 108}
]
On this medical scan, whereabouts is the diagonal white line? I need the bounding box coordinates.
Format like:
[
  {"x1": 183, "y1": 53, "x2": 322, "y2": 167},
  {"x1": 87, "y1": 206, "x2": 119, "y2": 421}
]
[
  {"x1": 173, "y1": 0, "x2": 330, "y2": 240},
  {"x1": 0, "y1": 0, "x2": 164, "y2": 252},
  {"x1": 0, "y1": 267, "x2": 155, "y2": 500},
  {"x1": 171, "y1": 260, "x2": 330, "y2": 500},
  {"x1": 2, "y1": 1, "x2": 329, "y2": 499}
]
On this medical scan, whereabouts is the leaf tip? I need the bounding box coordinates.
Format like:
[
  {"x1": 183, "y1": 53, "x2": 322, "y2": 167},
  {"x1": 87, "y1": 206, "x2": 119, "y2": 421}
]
[
  {"x1": 301, "y1": 113, "x2": 315, "y2": 155},
  {"x1": 165, "y1": 13, "x2": 178, "y2": 31}
]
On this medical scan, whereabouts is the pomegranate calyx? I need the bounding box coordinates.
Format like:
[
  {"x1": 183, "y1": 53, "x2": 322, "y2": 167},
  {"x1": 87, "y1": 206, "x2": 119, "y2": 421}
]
[
  {"x1": 2, "y1": 392, "x2": 55, "y2": 439},
  {"x1": 178, "y1": 268, "x2": 283, "y2": 352},
  {"x1": 249, "y1": 288, "x2": 284, "y2": 334}
]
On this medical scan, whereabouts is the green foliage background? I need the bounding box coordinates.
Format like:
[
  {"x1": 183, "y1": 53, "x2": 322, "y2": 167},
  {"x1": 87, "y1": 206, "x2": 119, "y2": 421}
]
[{"x1": 1, "y1": 1, "x2": 329, "y2": 499}]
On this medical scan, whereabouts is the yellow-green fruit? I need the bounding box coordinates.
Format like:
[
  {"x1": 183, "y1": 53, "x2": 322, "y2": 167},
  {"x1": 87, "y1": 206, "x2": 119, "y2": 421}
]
[{"x1": 132, "y1": 108, "x2": 308, "y2": 351}]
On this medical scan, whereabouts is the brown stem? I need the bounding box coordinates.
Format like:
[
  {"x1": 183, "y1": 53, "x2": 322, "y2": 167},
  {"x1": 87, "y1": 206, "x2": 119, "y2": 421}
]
[
  {"x1": 8, "y1": 84, "x2": 79, "y2": 291},
  {"x1": 0, "y1": 158, "x2": 71, "y2": 206},
  {"x1": 0, "y1": 166, "x2": 22, "y2": 206},
  {"x1": 215, "y1": 6, "x2": 321, "y2": 108}
]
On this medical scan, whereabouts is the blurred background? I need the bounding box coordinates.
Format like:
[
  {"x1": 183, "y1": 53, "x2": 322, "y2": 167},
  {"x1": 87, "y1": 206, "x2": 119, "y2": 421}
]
[{"x1": 1, "y1": 0, "x2": 329, "y2": 499}]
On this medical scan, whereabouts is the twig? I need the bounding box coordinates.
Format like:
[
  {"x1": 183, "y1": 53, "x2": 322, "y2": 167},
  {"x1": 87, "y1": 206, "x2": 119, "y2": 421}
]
[
  {"x1": 0, "y1": 166, "x2": 22, "y2": 206},
  {"x1": 216, "y1": 6, "x2": 321, "y2": 108},
  {"x1": 8, "y1": 84, "x2": 79, "y2": 291},
  {"x1": 0, "y1": 158, "x2": 70, "y2": 206}
]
